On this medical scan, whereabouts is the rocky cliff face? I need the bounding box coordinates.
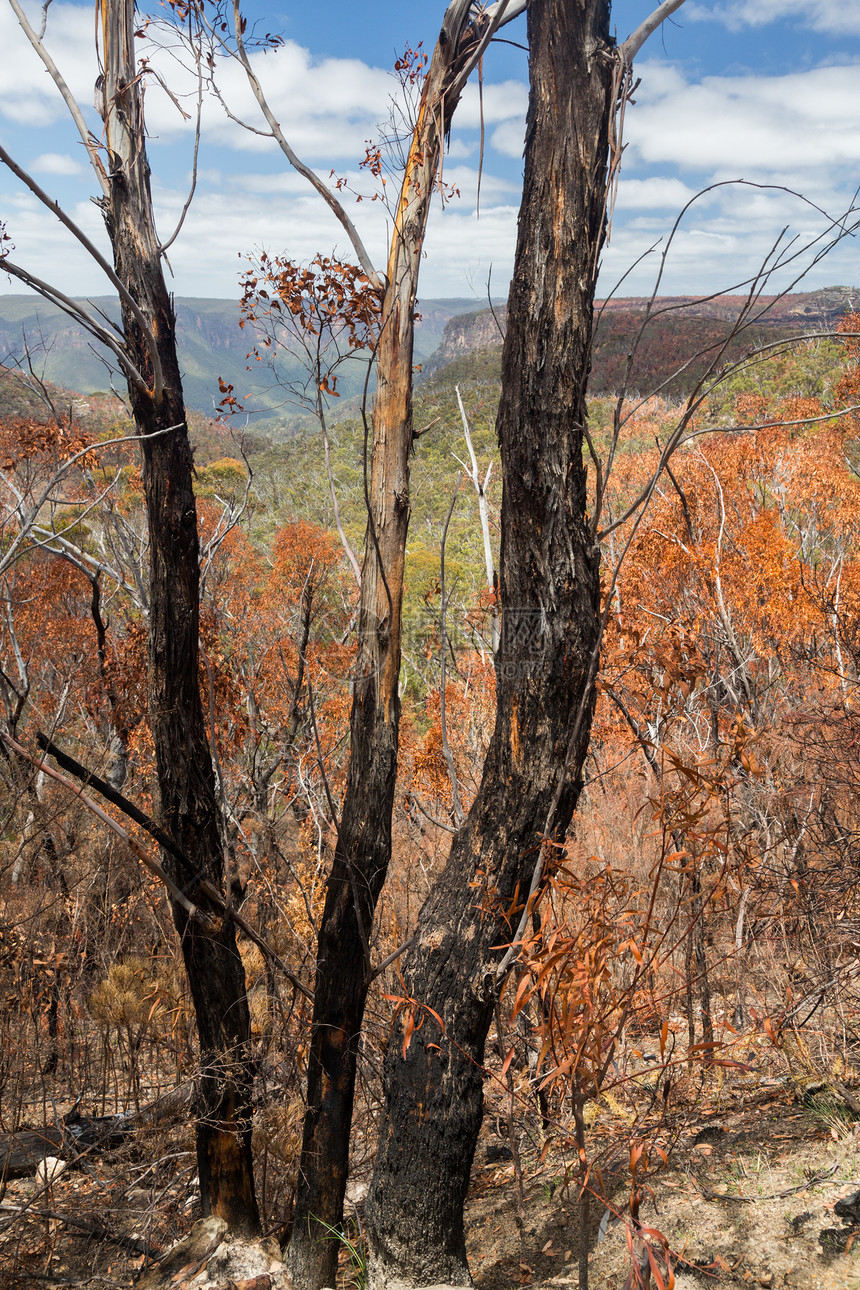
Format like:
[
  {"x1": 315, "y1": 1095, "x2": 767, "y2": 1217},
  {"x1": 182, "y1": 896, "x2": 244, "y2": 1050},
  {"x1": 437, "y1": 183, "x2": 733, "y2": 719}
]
[
  {"x1": 598, "y1": 285, "x2": 859, "y2": 328},
  {"x1": 422, "y1": 286, "x2": 858, "y2": 379},
  {"x1": 0, "y1": 294, "x2": 497, "y2": 411},
  {"x1": 422, "y1": 305, "x2": 507, "y2": 375}
]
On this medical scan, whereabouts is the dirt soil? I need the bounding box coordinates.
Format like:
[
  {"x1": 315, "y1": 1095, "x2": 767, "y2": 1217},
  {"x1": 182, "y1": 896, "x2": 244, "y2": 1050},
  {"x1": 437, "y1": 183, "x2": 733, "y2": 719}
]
[
  {"x1": 466, "y1": 1088, "x2": 860, "y2": 1290},
  {"x1": 2, "y1": 1086, "x2": 860, "y2": 1288}
]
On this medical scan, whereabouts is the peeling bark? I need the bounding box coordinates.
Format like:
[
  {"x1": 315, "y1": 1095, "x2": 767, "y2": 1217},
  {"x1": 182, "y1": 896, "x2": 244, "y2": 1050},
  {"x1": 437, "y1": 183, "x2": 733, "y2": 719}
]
[
  {"x1": 365, "y1": 2, "x2": 614, "y2": 1283},
  {"x1": 286, "y1": 5, "x2": 494, "y2": 1286}
]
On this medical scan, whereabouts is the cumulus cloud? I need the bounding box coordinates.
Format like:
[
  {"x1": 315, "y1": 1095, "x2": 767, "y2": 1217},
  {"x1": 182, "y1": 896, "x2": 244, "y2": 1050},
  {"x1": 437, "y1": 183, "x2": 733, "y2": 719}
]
[
  {"x1": 421, "y1": 204, "x2": 520, "y2": 298},
  {"x1": 31, "y1": 153, "x2": 86, "y2": 176},
  {"x1": 599, "y1": 182, "x2": 858, "y2": 299},
  {"x1": 490, "y1": 120, "x2": 525, "y2": 159},
  {"x1": 0, "y1": 3, "x2": 856, "y2": 306},
  {"x1": 0, "y1": 5, "x2": 526, "y2": 172},
  {"x1": 456, "y1": 80, "x2": 528, "y2": 130},
  {"x1": 685, "y1": 0, "x2": 860, "y2": 37},
  {"x1": 446, "y1": 138, "x2": 476, "y2": 160},
  {"x1": 141, "y1": 48, "x2": 528, "y2": 163},
  {"x1": 615, "y1": 177, "x2": 701, "y2": 210},
  {"x1": 0, "y1": 190, "x2": 114, "y2": 290},
  {"x1": 0, "y1": 1, "x2": 96, "y2": 127},
  {"x1": 0, "y1": 163, "x2": 523, "y2": 300},
  {"x1": 627, "y1": 62, "x2": 860, "y2": 180}
]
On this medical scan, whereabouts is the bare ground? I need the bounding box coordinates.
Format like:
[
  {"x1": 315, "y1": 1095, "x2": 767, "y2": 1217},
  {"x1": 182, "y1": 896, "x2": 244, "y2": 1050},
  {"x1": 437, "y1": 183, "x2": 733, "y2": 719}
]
[
  {"x1": 2, "y1": 1083, "x2": 860, "y2": 1288},
  {"x1": 467, "y1": 1088, "x2": 860, "y2": 1290}
]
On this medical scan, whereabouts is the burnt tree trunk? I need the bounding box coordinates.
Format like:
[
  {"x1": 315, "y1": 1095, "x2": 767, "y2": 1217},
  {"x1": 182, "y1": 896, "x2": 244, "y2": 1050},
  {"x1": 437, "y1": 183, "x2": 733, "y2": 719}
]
[
  {"x1": 286, "y1": 6, "x2": 492, "y2": 1286},
  {"x1": 365, "y1": 2, "x2": 613, "y2": 1285},
  {"x1": 97, "y1": 0, "x2": 258, "y2": 1234}
]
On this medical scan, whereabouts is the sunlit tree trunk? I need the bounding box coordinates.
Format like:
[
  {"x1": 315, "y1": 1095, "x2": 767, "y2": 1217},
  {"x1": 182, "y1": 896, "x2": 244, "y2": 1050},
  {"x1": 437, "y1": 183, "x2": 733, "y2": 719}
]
[
  {"x1": 365, "y1": 1, "x2": 614, "y2": 1283},
  {"x1": 286, "y1": 5, "x2": 491, "y2": 1284},
  {"x1": 98, "y1": 0, "x2": 258, "y2": 1234}
]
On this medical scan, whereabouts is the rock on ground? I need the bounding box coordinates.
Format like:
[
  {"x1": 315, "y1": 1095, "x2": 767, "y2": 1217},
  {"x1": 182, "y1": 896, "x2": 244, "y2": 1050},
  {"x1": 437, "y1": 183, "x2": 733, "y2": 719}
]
[{"x1": 135, "y1": 1216, "x2": 292, "y2": 1290}]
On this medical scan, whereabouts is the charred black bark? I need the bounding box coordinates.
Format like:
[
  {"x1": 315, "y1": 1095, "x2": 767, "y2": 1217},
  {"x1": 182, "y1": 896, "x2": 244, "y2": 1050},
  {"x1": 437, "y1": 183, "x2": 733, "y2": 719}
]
[
  {"x1": 97, "y1": 0, "x2": 258, "y2": 1235},
  {"x1": 365, "y1": 2, "x2": 614, "y2": 1284}
]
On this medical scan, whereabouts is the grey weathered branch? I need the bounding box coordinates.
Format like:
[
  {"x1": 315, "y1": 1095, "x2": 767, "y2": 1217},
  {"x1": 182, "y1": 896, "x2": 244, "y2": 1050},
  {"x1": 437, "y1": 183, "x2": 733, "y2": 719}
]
[
  {"x1": 448, "y1": 0, "x2": 513, "y2": 101},
  {"x1": 228, "y1": 0, "x2": 379, "y2": 283},
  {"x1": 7, "y1": 0, "x2": 109, "y2": 194},
  {"x1": 454, "y1": 384, "x2": 498, "y2": 652},
  {"x1": 0, "y1": 256, "x2": 149, "y2": 393},
  {"x1": 0, "y1": 426, "x2": 177, "y2": 583},
  {"x1": 620, "y1": 0, "x2": 687, "y2": 65},
  {"x1": 159, "y1": 57, "x2": 204, "y2": 254}
]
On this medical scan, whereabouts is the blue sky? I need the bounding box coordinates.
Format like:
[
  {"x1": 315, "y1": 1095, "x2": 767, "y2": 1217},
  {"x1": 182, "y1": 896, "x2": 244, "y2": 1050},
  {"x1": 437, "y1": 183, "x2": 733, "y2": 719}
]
[{"x1": 1, "y1": 0, "x2": 859, "y2": 304}]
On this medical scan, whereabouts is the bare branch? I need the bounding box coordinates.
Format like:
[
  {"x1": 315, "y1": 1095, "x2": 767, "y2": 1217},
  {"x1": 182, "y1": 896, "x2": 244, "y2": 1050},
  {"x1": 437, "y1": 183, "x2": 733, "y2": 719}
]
[
  {"x1": 0, "y1": 256, "x2": 149, "y2": 393},
  {"x1": 25, "y1": 731, "x2": 316, "y2": 1003},
  {"x1": 439, "y1": 477, "x2": 465, "y2": 827},
  {"x1": 159, "y1": 56, "x2": 204, "y2": 254},
  {"x1": 227, "y1": 0, "x2": 380, "y2": 284},
  {"x1": 0, "y1": 422, "x2": 179, "y2": 570},
  {"x1": 2, "y1": 731, "x2": 213, "y2": 928},
  {"x1": 370, "y1": 935, "x2": 415, "y2": 981},
  {"x1": 449, "y1": 0, "x2": 514, "y2": 101},
  {"x1": 620, "y1": 0, "x2": 687, "y2": 65},
  {"x1": 484, "y1": 0, "x2": 528, "y2": 24},
  {"x1": 7, "y1": 0, "x2": 109, "y2": 195},
  {"x1": 454, "y1": 384, "x2": 498, "y2": 651}
]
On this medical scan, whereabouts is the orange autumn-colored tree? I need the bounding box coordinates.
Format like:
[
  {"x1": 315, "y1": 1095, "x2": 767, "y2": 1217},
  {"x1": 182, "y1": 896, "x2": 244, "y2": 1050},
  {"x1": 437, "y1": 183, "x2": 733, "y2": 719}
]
[{"x1": 590, "y1": 346, "x2": 860, "y2": 1053}]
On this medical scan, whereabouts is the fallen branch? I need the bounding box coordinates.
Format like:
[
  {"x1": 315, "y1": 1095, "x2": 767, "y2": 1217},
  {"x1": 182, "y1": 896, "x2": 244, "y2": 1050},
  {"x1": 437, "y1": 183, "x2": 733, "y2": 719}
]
[
  {"x1": 0, "y1": 1202, "x2": 159, "y2": 1256},
  {"x1": 0, "y1": 1084, "x2": 194, "y2": 1180},
  {"x1": 5, "y1": 732, "x2": 314, "y2": 1003},
  {"x1": 689, "y1": 1161, "x2": 838, "y2": 1203}
]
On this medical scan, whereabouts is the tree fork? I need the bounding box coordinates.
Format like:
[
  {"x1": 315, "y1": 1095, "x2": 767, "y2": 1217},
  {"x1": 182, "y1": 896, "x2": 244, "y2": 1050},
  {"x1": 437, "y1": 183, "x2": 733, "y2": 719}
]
[
  {"x1": 365, "y1": 1, "x2": 614, "y2": 1284},
  {"x1": 285, "y1": 5, "x2": 498, "y2": 1287}
]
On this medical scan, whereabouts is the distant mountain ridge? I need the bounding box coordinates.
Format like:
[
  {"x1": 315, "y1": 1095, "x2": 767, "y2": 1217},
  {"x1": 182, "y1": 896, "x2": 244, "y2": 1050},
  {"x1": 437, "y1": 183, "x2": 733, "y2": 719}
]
[
  {"x1": 0, "y1": 294, "x2": 490, "y2": 424},
  {"x1": 0, "y1": 287, "x2": 855, "y2": 427},
  {"x1": 422, "y1": 285, "x2": 859, "y2": 377}
]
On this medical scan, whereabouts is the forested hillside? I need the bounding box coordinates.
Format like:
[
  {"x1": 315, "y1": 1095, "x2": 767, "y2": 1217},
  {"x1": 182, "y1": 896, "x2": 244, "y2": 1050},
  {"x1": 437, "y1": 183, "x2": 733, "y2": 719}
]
[
  {"x1": 1, "y1": 286, "x2": 851, "y2": 428},
  {"x1": 1, "y1": 302, "x2": 859, "y2": 1287},
  {"x1": 0, "y1": 295, "x2": 486, "y2": 423}
]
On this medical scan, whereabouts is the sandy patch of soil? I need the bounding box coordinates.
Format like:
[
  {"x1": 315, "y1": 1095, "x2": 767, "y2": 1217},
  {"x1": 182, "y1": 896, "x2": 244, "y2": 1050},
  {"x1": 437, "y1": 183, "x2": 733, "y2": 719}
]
[{"x1": 466, "y1": 1091, "x2": 860, "y2": 1290}]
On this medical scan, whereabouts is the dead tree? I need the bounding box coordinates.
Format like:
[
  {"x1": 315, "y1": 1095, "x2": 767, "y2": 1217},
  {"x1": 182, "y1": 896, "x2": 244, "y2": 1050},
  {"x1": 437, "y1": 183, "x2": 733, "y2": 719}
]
[
  {"x1": 1, "y1": 0, "x2": 259, "y2": 1233},
  {"x1": 364, "y1": 2, "x2": 686, "y2": 1285}
]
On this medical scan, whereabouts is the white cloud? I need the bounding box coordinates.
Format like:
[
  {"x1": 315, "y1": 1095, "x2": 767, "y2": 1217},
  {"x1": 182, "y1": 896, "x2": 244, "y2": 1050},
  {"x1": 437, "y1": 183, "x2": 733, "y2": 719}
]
[
  {"x1": 163, "y1": 183, "x2": 521, "y2": 299},
  {"x1": 0, "y1": 190, "x2": 115, "y2": 292},
  {"x1": 627, "y1": 62, "x2": 860, "y2": 179},
  {"x1": 457, "y1": 80, "x2": 528, "y2": 129},
  {"x1": 143, "y1": 48, "x2": 528, "y2": 163},
  {"x1": 227, "y1": 171, "x2": 319, "y2": 197},
  {"x1": 31, "y1": 152, "x2": 85, "y2": 176},
  {"x1": 0, "y1": 5, "x2": 525, "y2": 174},
  {"x1": 0, "y1": 162, "x2": 523, "y2": 301},
  {"x1": 599, "y1": 182, "x2": 858, "y2": 299},
  {"x1": 685, "y1": 0, "x2": 860, "y2": 36},
  {"x1": 615, "y1": 177, "x2": 701, "y2": 210},
  {"x1": 434, "y1": 166, "x2": 519, "y2": 204},
  {"x1": 1, "y1": 6, "x2": 856, "y2": 308},
  {"x1": 0, "y1": 1, "x2": 96, "y2": 127},
  {"x1": 490, "y1": 120, "x2": 525, "y2": 159},
  {"x1": 421, "y1": 204, "x2": 520, "y2": 297}
]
